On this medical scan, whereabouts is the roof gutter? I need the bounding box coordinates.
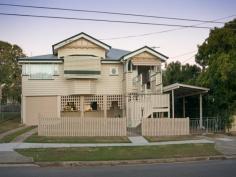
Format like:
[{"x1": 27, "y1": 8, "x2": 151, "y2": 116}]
[{"x1": 18, "y1": 59, "x2": 64, "y2": 64}]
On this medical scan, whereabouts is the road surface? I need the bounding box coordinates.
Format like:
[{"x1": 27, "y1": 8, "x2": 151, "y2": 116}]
[{"x1": 0, "y1": 159, "x2": 236, "y2": 177}]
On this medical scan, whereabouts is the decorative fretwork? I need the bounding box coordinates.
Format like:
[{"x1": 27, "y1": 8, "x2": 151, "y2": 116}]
[
  {"x1": 128, "y1": 93, "x2": 139, "y2": 102},
  {"x1": 61, "y1": 95, "x2": 124, "y2": 112},
  {"x1": 61, "y1": 96, "x2": 80, "y2": 111}
]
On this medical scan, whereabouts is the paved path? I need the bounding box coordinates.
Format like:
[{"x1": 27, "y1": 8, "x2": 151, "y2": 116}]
[
  {"x1": 11, "y1": 128, "x2": 37, "y2": 143},
  {"x1": 128, "y1": 136, "x2": 149, "y2": 144},
  {"x1": 1, "y1": 159, "x2": 236, "y2": 177},
  {"x1": 0, "y1": 139, "x2": 213, "y2": 152},
  {"x1": 0, "y1": 126, "x2": 26, "y2": 140}
]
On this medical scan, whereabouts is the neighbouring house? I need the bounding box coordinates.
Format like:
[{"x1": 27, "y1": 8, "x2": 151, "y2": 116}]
[{"x1": 18, "y1": 32, "x2": 209, "y2": 136}]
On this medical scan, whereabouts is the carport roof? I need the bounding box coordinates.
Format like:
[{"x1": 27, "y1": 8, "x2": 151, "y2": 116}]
[{"x1": 163, "y1": 83, "x2": 209, "y2": 98}]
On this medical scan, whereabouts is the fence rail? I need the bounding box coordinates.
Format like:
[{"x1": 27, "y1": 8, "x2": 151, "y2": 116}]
[
  {"x1": 142, "y1": 118, "x2": 189, "y2": 136},
  {"x1": 38, "y1": 116, "x2": 127, "y2": 136}
]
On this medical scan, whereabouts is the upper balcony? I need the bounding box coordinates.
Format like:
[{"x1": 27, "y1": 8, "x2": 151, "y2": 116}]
[
  {"x1": 63, "y1": 55, "x2": 101, "y2": 79},
  {"x1": 126, "y1": 64, "x2": 163, "y2": 94}
]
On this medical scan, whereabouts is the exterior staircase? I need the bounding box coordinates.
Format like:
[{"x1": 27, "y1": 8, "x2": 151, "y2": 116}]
[{"x1": 127, "y1": 94, "x2": 170, "y2": 128}]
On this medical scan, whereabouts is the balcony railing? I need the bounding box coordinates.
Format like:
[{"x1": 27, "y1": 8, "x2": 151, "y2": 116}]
[{"x1": 132, "y1": 68, "x2": 162, "y2": 94}]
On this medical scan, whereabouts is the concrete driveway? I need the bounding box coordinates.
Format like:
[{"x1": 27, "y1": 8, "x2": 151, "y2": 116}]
[{"x1": 214, "y1": 136, "x2": 236, "y2": 156}]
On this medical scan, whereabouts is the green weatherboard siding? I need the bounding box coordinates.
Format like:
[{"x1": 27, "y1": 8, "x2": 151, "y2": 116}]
[{"x1": 64, "y1": 70, "x2": 101, "y2": 75}]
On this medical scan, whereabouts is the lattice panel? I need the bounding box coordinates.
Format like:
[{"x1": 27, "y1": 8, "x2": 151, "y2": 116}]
[
  {"x1": 84, "y1": 95, "x2": 104, "y2": 110},
  {"x1": 128, "y1": 93, "x2": 139, "y2": 102},
  {"x1": 61, "y1": 96, "x2": 80, "y2": 111},
  {"x1": 107, "y1": 95, "x2": 123, "y2": 110}
]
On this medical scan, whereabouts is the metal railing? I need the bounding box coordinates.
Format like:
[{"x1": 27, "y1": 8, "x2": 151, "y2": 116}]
[
  {"x1": 0, "y1": 104, "x2": 21, "y2": 122},
  {"x1": 190, "y1": 117, "x2": 225, "y2": 134}
]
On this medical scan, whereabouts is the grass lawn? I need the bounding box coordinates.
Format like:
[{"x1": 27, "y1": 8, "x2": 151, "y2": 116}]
[
  {"x1": 0, "y1": 126, "x2": 35, "y2": 143},
  {"x1": 24, "y1": 133, "x2": 130, "y2": 143},
  {"x1": 16, "y1": 143, "x2": 221, "y2": 162},
  {"x1": 145, "y1": 135, "x2": 201, "y2": 142},
  {"x1": 0, "y1": 118, "x2": 21, "y2": 134}
]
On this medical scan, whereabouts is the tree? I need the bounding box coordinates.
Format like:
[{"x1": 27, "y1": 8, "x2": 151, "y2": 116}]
[
  {"x1": 163, "y1": 61, "x2": 201, "y2": 86},
  {"x1": 0, "y1": 41, "x2": 25, "y2": 103},
  {"x1": 195, "y1": 18, "x2": 236, "y2": 124}
]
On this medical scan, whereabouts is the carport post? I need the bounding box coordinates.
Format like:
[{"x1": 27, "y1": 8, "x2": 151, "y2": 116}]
[
  {"x1": 199, "y1": 94, "x2": 203, "y2": 128},
  {"x1": 172, "y1": 89, "x2": 175, "y2": 118}
]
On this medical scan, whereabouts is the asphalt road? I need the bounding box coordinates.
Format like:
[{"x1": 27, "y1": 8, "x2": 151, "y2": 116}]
[{"x1": 0, "y1": 159, "x2": 236, "y2": 177}]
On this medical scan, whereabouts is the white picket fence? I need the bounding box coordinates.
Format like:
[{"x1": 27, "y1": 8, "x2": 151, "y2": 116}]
[
  {"x1": 142, "y1": 118, "x2": 190, "y2": 136},
  {"x1": 38, "y1": 116, "x2": 127, "y2": 136}
]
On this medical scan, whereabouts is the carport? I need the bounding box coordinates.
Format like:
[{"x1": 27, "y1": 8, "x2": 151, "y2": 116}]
[{"x1": 163, "y1": 83, "x2": 209, "y2": 127}]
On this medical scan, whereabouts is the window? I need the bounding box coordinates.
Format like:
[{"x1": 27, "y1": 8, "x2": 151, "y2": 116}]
[
  {"x1": 22, "y1": 64, "x2": 30, "y2": 75},
  {"x1": 110, "y1": 67, "x2": 119, "y2": 75},
  {"x1": 22, "y1": 64, "x2": 59, "y2": 79}
]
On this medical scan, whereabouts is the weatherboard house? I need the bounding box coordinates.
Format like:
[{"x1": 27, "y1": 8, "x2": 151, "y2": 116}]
[{"x1": 18, "y1": 32, "x2": 209, "y2": 136}]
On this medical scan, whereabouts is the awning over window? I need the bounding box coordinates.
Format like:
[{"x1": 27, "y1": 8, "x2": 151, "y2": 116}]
[{"x1": 64, "y1": 55, "x2": 101, "y2": 79}]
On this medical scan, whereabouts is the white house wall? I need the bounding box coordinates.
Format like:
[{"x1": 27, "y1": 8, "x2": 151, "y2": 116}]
[{"x1": 22, "y1": 63, "x2": 124, "y2": 96}]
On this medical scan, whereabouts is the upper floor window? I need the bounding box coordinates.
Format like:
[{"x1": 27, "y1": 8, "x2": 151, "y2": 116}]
[{"x1": 22, "y1": 64, "x2": 59, "y2": 80}]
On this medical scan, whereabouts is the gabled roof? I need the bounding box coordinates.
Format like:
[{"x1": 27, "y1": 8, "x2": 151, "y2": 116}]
[
  {"x1": 120, "y1": 46, "x2": 168, "y2": 62},
  {"x1": 52, "y1": 32, "x2": 111, "y2": 54}
]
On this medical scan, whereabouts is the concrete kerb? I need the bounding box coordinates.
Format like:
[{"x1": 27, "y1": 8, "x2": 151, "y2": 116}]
[
  {"x1": 36, "y1": 155, "x2": 228, "y2": 167},
  {"x1": 2, "y1": 155, "x2": 236, "y2": 166}
]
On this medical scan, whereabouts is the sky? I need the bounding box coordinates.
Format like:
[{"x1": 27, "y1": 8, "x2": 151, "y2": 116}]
[{"x1": 0, "y1": 0, "x2": 236, "y2": 64}]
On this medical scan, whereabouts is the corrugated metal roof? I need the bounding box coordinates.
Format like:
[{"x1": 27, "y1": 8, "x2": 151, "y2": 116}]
[
  {"x1": 19, "y1": 48, "x2": 130, "y2": 61},
  {"x1": 19, "y1": 54, "x2": 58, "y2": 60},
  {"x1": 106, "y1": 48, "x2": 130, "y2": 60}
]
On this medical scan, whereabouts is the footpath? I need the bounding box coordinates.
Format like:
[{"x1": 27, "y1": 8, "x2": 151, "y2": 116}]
[{"x1": 0, "y1": 127, "x2": 236, "y2": 165}]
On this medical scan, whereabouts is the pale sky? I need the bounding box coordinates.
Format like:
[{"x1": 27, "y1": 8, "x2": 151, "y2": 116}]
[{"x1": 0, "y1": 0, "x2": 235, "y2": 64}]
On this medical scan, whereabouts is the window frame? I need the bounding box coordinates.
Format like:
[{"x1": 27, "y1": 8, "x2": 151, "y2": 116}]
[{"x1": 22, "y1": 64, "x2": 60, "y2": 80}]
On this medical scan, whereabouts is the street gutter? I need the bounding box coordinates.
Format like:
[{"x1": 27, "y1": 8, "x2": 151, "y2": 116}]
[{"x1": 36, "y1": 155, "x2": 230, "y2": 167}]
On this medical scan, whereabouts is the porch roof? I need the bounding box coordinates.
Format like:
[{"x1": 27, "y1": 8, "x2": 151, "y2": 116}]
[{"x1": 163, "y1": 83, "x2": 209, "y2": 98}]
